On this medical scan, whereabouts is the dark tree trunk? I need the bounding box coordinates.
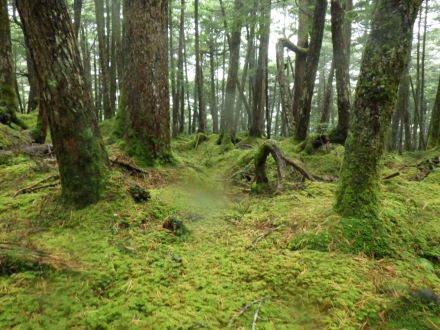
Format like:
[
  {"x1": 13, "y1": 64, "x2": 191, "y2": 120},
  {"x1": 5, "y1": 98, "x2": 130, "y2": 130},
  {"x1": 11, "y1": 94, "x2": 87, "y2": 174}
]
[
  {"x1": 428, "y1": 75, "x2": 440, "y2": 148},
  {"x1": 221, "y1": 0, "x2": 243, "y2": 144},
  {"x1": 335, "y1": 0, "x2": 422, "y2": 218},
  {"x1": 209, "y1": 39, "x2": 218, "y2": 134},
  {"x1": 291, "y1": 0, "x2": 310, "y2": 128},
  {"x1": 295, "y1": 0, "x2": 328, "y2": 141},
  {"x1": 124, "y1": 0, "x2": 171, "y2": 164},
  {"x1": 194, "y1": 0, "x2": 205, "y2": 132},
  {"x1": 320, "y1": 61, "x2": 334, "y2": 124},
  {"x1": 170, "y1": 2, "x2": 180, "y2": 138},
  {"x1": 73, "y1": 0, "x2": 83, "y2": 39},
  {"x1": 177, "y1": 0, "x2": 185, "y2": 134},
  {"x1": 249, "y1": 0, "x2": 271, "y2": 138},
  {"x1": 95, "y1": 0, "x2": 112, "y2": 119},
  {"x1": 329, "y1": 0, "x2": 350, "y2": 143},
  {"x1": 0, "y1": 0, "x2": 26, "y2": 128},
  {"x1": 110, "y1": 0, "x2": 121, "y2": 119},
  {"x1": 17, "y1": 0, "x2": 109, "y2": 206}
]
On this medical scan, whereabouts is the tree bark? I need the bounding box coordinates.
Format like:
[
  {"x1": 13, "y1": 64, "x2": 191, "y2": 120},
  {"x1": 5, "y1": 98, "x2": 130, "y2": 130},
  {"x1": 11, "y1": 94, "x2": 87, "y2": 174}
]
[
  {"x1": 177, "y1": 0, "x2": 185, "y2": 134},
  {"x1": 95, "y1": 0, "x2": 112, "y2": 119},
  {"x1": 16, "y1": 0, "x2": 109, "y2": 206},
  {"x1": 320, "y1": 61, "x2": 334, "y2": 124},
  {"x1": 295, "y1": 0, "x2": 328, "y2": 141},
  {"x1": 428, "y1": 75, "x2": 440, "y2": 148},
  {"x1": 194, "y1": 0, "x2": 206, "y2": 132},
  {"x1": 221, "y1": 0, "x2": 243, "y2": 144},
  {"x1": 110, "y1": 0, "x2": 121, "y2": 120},
  {"x1": 335, "y1": 0, "x2": 422, "y2": 218},
  {"x1": 329, "y1": 0, "x2": 350, "y2": 144},
  {"x1": 0, "y1": 0, "x2": 26, "y2": 128},
  {"x1": 73, "y1": 0, "x2": 83, "y2": 39},
  {"x1": 249, "y1": 0, "x2": 271, "y2": 138},
  {"x1": 124, "y1": 0, "x2": 171, "y2": 164}
]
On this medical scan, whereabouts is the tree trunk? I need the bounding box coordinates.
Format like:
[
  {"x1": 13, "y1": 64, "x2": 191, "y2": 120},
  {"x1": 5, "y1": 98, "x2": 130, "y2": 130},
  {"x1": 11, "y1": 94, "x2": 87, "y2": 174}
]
[
  {"x1": 249, "y1": 0, "x2": 271, "y2": 138},
  {"x1": 320, "y1": 62, "x2": 334, "y2": 124},
  {"x1": 329, "y1": 0, "x2": 350, "y2": 144},
  {"x1": 177, "y1": 0, "x2": 185, "y2": 134},
  {"x1": 110, "y1": 0, "x2": 121, "y2": 120},
  {"x1": 294, "y1": 0, "x2": 328, "y2": 141},
  {"x1": 0, "y1": 0, "x2": 26, "y2": 128},
  {"x1": 335, "y1": 0, "x2": 422, "y2": 218},
  {"x1": 427, "y1": 75, "x2": 440, "y2": 148},
  {"x1": 17, "y1": 0, "x2": 109, "y2": 206},
  {"x1": 124, "y1": 0, "x2": 171, "y2": 164},
  {"x1": 291, "y1": 0, "x2": 310, "y2": 129},
  {"x1": 194, "y1": 0, "x2": 206, "y2": 132},
  {"x1": 209, "y1": 39, "x2": 218, "y2": 134},
  {"x1": 73, "y1": 0, "x2": 83, "y2": 39},
  {"x1": 170, "y1": 2, "x2": 180, "y2": 138},
  {"x1": 95, "y1": 0, "x2": 112, "y2": 119},
  {"x1": 221, "y1": 0, "x2": 243, "y2": 143}
]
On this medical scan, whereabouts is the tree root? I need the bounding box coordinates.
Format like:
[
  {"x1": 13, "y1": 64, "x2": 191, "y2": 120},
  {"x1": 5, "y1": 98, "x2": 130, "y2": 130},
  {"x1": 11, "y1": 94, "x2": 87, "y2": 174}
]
[{"x1": 254, "y1": 140, "x2": 316, "y2": 191}]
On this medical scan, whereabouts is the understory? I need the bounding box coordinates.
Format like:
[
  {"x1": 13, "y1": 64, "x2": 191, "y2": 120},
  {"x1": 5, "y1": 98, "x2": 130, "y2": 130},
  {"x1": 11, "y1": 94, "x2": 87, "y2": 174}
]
[{"x1": 0, "y1": 116, "x2": 439, "y2": 329}]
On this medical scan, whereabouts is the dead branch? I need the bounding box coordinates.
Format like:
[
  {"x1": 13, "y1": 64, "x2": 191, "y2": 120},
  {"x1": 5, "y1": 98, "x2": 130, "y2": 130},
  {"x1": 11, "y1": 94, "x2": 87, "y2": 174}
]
[
  {"x1": 414, "y1": 155, "x2": 440, "y2": 181},
  {"x1": 383, "y1": 172, "x2": 400, "y2": 180},
  {"x1": 251, "y1": 302, "x2": 262, "y2": 330},
  {"x1": 246, "y1": 225, "x2": 284, "y2": 250},
  {"x1": 110, "y1": 158, "x2": 149, "y2": 175},
  {"x1": 227, "y1": 296, "x2": 269, "y2": 328},
  {"x1": 13, "y1": 174, "x2": 60, "y2": 197}
]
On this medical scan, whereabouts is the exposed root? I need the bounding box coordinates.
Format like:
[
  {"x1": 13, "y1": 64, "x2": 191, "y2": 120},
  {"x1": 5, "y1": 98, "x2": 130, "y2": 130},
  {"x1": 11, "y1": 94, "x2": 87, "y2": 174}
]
[{"x1": 254, "y1": 140, "x2": 316, "y2": 192}]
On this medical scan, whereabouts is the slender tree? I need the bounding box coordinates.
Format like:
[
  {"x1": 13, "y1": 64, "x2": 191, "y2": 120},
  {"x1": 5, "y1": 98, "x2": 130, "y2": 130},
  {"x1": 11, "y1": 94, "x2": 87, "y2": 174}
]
[
  {"x1": 194, "y1": 0, "x2": 206, "y2": 132},
  {"x1": 95, "y1": 0, "x2": 112, "y2": 119},
  {"x1": 73, "y1": 0, "x2": 83, "y2": 39},
  {"x1": 0, "y1": 0, "x2": 26, "y2": 128},
  {"x1": 335, "y1": 0, "x2": 422, "y2": 218},
  {"x1": 16, "y1": 0, "x2": 109, "y2": 206},
  {"x1": 123, "y1": 0, "x2": 171, "y2": 163},
  {"x1": 428, "y1": 75, "x2": 440, "y2": 148}
]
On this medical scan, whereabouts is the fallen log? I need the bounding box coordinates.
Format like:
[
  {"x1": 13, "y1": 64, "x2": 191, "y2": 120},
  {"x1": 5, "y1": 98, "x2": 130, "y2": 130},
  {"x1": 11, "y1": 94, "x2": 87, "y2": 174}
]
[{"x1": 110, "y1": 158, "x2": 148, "y2": 175}]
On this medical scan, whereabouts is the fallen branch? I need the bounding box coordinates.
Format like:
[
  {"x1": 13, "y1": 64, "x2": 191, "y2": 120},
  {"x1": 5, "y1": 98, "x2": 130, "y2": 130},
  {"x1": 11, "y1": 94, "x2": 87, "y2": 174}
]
[
  {"x1": 110, "y1": 158, "x2": 148, "y2": 175},
  {"x1": 13, "y1": 174, "x2": 60, "y2": 197},
  {"x1": 246, "y1": 225, "x2": 284, "y2": 250},
  {"x1": 414, "y1": 155, "x2": 440, "y2": 181},
  {"x1": 227, "y1": 296, "x2": 269, "y2": 328},
  {"x1": 383, "y1": 172, "x2": 400, "y2": 180},
  {"x1": 251, "y1": 302, "x2": 262, "y2": 330}
]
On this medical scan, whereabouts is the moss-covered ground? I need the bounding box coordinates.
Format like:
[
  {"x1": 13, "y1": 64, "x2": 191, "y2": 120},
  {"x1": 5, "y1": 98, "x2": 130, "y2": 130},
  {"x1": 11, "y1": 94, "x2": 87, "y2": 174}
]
[{"x1": 0, "y1": 120, "x2": 439, "y2": 329}]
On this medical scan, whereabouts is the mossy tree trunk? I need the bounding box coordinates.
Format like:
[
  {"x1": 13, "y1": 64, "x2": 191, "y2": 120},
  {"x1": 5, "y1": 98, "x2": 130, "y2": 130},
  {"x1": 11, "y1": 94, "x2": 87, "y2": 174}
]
[
  {"x1": 249, "y1": 0, "x2": 271, "y2": 138},
  {"x1": 194, "y1": 0, "x2": 206, "y2": 133},
  {"x1": 0, "y1": 0, "x2": 26, "y2": 128},
  {"x1": 124, "y1": 0, "x2": 171, "y2": 164},
  {"x1": 16, "y1": 0, "x2": 109, "y2": 206},
  {"x1": 428, "y1": 75, "x2": 440, "y2": 148},
  {"x1": 221, "y1": 0, "x2": 243, "y2": 145},
  {"x1": 294, "y1": 0, "x2": 327, "y2": 141},
  {"x1": 335, "y1": 0, "x2": 422, "y2": 218},
  {"x1": 329, "y1": 0, "x2": 350, "y2": 144}
]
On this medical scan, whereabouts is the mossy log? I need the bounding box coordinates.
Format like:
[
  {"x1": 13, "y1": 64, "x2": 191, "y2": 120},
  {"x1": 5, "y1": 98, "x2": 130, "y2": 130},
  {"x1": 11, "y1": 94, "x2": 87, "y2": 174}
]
[{"x1": 254, "y1": 140, "x2": 315, "y2": 191}]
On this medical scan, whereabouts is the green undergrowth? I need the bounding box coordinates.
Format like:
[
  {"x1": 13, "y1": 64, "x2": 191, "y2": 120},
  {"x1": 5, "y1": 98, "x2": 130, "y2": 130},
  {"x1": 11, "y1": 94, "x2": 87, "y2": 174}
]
[{"x1": 0, "y1": 127, "x2": 439, "y2": 329}]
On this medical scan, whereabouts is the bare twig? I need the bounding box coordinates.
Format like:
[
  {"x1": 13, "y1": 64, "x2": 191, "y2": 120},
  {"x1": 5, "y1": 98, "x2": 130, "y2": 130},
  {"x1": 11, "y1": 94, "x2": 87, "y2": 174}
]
[
  {"x1": 13, "y1": 174, "x2": 60, "y2": 197},
  {"x1": 227, "y1": 296, "x2": 269, "y2": 328},
  {"x1": 251, "y1": 302, "x2": 262, "y2": 330},
  {"x1": 246, "y1": 225, "x2": 284, "y2": 250},
  {"x1": 383, "y1": 172, "x2": 400, "y2": 180}
]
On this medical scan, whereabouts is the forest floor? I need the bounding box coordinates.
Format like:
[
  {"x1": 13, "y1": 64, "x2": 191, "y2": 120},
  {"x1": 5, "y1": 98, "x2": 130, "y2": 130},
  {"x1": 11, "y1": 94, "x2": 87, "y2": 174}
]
[{"x1": 1, "y1": 116, "x2": 440, "y2": 329}]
